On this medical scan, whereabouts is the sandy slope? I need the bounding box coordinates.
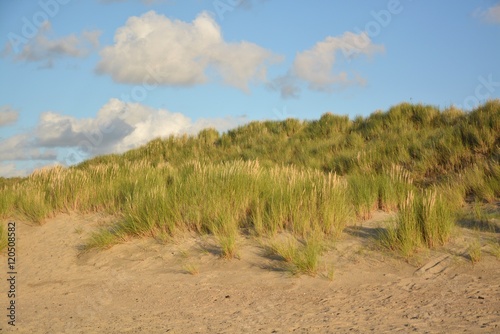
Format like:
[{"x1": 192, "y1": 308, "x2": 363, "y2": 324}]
[{"x1": 1, "y1": 212, "x2": 499, "y2": 333}]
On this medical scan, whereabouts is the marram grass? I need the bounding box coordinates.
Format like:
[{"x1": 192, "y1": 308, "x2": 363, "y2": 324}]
[
  {"x1": 10, "y1": 160, "x2": 355, "y2": 250},
  {"x1": 381, "y1": 189, "x2": 455, "y2": 258},
  {"x1": 0, "y1": 223, "x2": 7, "y2": 253},
  {"x1": 266, "y1": 233, "x2": 324, "y2": 276},
  {"x1": 0, "y1": 101, "x2": 499, "y2": 263}
]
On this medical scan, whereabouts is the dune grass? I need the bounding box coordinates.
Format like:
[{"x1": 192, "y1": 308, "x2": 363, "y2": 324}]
[
  {"x1": 0, "y1": 223, "x2": 7, "y2": 253},
  {"x1": 468, "y1": 238, "x2": 483, "y2": 264},
  {"x1": 489, "y1": 241, "x2": 500, "y2": 260},
  {"x1": 381, "y1": 189, "x2": 455, "y2": 258},
  {"x1": 78, "y1": 161, "x2": 355, "y2": 251},
  {"x1": 0, "y1": 100, "x2": 499, "y2": 267},
  {"x1": 266, "y1": 234, "x2": 324, "y2": 276},
  {"x1": 182, "y1": 262, "x2": 200, "y2": 275}
]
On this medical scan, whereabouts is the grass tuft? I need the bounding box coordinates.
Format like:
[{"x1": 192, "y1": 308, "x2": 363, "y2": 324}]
[
  {"x1": 182, "y1": 263, "x2": 200, "y2": 275},
  {"x1": 489, "y1": 241, "x2": 500, "y2": 260},
  {"x1": 381, "y1": 189, "x2": 454, "y2": 257},
  {"x1": 0, "y1": 224, "x2": 7, "y2": 253},
  {"x1": 467, "y1": 239, "x2": 482, "y2": 264},
  {"x1": 83, "y1": 227, "x2": 126, "y2": 251},
  {"x1": 267, "y1": 234, "x2": 324, "y2": 276}
]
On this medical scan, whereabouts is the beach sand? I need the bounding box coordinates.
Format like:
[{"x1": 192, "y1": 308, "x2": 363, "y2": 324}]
[{"x1": 2, "y1": 211, "x2": 499, "y2": 333}]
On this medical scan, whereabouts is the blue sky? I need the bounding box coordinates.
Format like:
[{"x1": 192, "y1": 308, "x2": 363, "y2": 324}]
[{"x1": 0, "y1": 0, "x2": 499, "y2": 177}]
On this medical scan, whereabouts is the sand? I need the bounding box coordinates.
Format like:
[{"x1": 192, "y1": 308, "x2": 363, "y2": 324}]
[{"x1": 1, "y1": 211, "x2": 499, "y2": 333}]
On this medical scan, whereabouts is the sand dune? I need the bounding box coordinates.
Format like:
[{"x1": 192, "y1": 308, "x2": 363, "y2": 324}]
[{"x1": 2, "y1": 212, "x2": 499, "y2": 333}]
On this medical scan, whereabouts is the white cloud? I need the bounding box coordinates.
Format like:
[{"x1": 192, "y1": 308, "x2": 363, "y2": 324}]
[
  {"x1": 96, "y1": 11, "x2": 280, "y2": 91},
  {"x1": 293, "y1": 31, "x2": 382, "y2": 89},
  {"x1": 0, "y1": 163, "x2": 25, "y2": 178},
  {"x1": 0, "y1": 134, "x2": 57, "y2": 161},
  {"x1": 0, "y1": 106, "x2": 19, "y2": 126},
  {"x1": 0, "y1": 99, "x2": 247, "y2": 176},
  {"x1": 267, "y1": 73, "x2": 301, "y2": 99},
  {"x1": 3, "y1": 21, "x2": 101, "y2": 66},
  {"x1": 474, "y1": 3, "x2": 500, "y2": 24},
  {"x1": 270, "y1": 31, "x2": 384, "y2": 98},
  {"x1": 35, "y1": 98, "x2": 247, "y2": 157}
]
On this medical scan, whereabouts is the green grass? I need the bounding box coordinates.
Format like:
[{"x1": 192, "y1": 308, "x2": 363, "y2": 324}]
[
  {"x1": 472, "y1": 201, "x2": 500, "y2": 232},
  {"x1": 182, "y1": 263, "x2": 200, "y2": 275},
  {"x1": 267, "y1": 234, "x2": 324, "y2": 276},
  {"x1": 0, "y1": 100, "x2": 498, "y2": 261},
  {"x1": 0, "y1": 223, "x2": 7, "y2": 253},
  {"x1": 458, "y1": 201, "x2": 500, "y2": 233},
  {"x1": 324, "y1": 264, "x2": 335, "y2": 281},
  {"x1": 211, "y1": 212, "x2": 239, "y2": 259},
  {"x1": 83, "y1": 226, "x2": 127, "y2": 250},
  {"x1": 381, "y1": 192, "x2": 421, "y2": 258},
  {"x1": 381, "y1": 189, "x2": 455, "y2": 258},
  {"x1": 468, "y1": 238, "x2": 483, "y2": 264},
  {"x1": 489, "y1": 241, "x2": 500, "y2": 260},
  {"x1": 0, "y1": 190, "x2": 15, "y2": 219},
  {"x1": 348, "y1": 173, "x2": 378, "y2": 220},
  {"x1": 40, "y1": 160, "x2": 353, "y2": 251},
  {"x1": 15, "y1": 189, "x2": 53, "y2": 225}
]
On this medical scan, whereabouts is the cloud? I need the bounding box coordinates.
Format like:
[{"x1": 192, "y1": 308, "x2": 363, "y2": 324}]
[
  {"x1": 474, "y1": 3, "x2": 500, "y2": 24},
  {"x1": 96, "y1": 11, "x2": 280, "y2": 91},
  {"x1": 0, "y1": 99, "x2": 247, "y2": 176},
  {"x1": 2, "y1": 21, "x2": 101, "y2": 66},
  {"x1": 269, "y1": 31, "x2": 384, "y2": 98},
  {"x1": 0, "y1": 134, "x2": 57, "y2": 161},
  {"x1": 35, "y1": 98, "x2": 247, "y2": 158},
  {"x1": 0, "y1": 106, "x2": 19, "y2": 127},
  {"x1": 35, "y1": 99, "x2": 187, "y2": 155},
  {"x1": 0, "y1": 163, "x2": 25, "y2": 178},
  {"x1": 292, "y1": 31, "x2": 382, "y2": 90},
  {"x1": 267, "y1": 73, "x2": 301, "y2": 99}
]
